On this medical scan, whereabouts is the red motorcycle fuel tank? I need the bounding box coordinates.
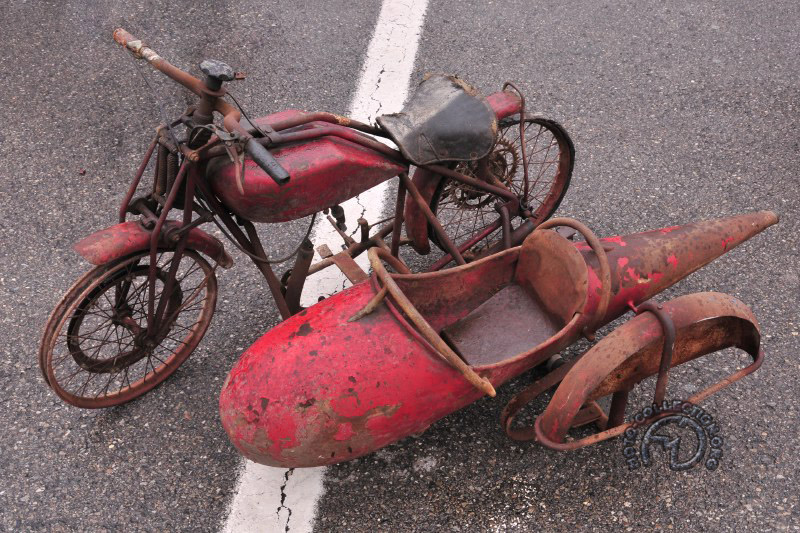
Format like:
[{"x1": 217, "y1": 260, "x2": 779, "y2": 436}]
[{"x1": 206, "y1": 110, "x2": 408, "y2": 223}]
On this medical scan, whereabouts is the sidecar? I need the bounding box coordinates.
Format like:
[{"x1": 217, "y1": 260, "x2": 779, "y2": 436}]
[{"x1": 219, "y1": 211, "x2": 777, "y2": 468}]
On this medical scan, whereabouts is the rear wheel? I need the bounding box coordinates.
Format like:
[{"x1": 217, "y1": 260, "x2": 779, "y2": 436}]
[
  {"x1": 39, "y1": 250, "x2": 217, "y2": 408},
  {"x1": 429, "y1": 116, "x2": 574, "y2": 259}
]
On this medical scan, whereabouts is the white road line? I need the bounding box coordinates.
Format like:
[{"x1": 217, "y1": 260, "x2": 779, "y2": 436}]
[{"x1": 222, "y1": 1, "x2": 429, "y2": 531}]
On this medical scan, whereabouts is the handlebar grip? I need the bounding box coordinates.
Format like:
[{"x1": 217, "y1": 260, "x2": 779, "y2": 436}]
[
  {"x1": 113, "y1": 28, "x2": 161, "y2": 62},
  {"x1": 113, "y1": 28, "x2": 137, "y2": 47},
  {"x1": 245, "y1": 139, "x2": 290, "y2": 185}
]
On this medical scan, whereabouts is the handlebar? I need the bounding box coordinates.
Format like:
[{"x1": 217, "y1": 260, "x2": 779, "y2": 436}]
[
  {"x1": 113, "y1": 28, "x2": 207, "y2": 96},
  {"x1": 113, "y1": 28, "x2": 291, "y2": 186}
]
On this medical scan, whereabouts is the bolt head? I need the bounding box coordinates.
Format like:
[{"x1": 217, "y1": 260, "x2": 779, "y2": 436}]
[{"x1": 200, "y1": 59, "x2": 234, "y2": 81}]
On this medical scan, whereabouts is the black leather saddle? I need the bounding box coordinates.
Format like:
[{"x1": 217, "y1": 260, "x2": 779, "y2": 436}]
[{"x1": 377, "y1": 74, "x2": 497, "y2": 166}]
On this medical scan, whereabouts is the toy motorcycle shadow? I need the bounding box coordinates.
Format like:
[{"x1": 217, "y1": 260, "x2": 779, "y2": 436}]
[{"x1": 220, "y1": 211, "x2": 777, "y2": 467}]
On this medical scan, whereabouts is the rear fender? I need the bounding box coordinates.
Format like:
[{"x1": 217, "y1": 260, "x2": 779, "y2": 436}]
[
  {"x1": 536, "y1": 292, "x2": 762, "y2": 445},
  {"x1": 404, "y1": 90, "x2": 522, "y2": 254},
  {"x1": 73, "y1": 220, "x2": 233, "y2": 268}
]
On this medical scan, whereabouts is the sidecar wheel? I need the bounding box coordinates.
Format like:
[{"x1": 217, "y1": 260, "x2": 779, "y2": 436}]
[
  {"x1": 39, "y1": 249, "x2": 217, "y2": 408},
  {"x1": 429, "y1": 115, "x2": 574, "y2": 259}
]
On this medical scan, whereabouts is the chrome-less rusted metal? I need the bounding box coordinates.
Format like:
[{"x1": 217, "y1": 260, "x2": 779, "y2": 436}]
[
  {"x1": 367, "y1": 248, "x2": 496, "y2": 396},
  {"x1": 501, "y1": 82, "x2": 529, "y2": 201},
  {"x1": 284, "y1": 239, "x2": 314, "y2": 314},
  {"x1": 401, "y1": 173, "x2": 467, "y2": 265},
  {"x1": 44, "y1": 28, "x2": 570, "y2": 409},
  {"x1": 119, "y1": 135, "x2": 158, "y2": 223},
  {"x1": 390, "y1": 179, "x2": 406, "y2": 258},
  {"x1": 220, "y1": 213, "x2": 777, "y2": 467},
  {"x1": 635, "y1": 300, "x2": 677, "y2": 405},
  {"x1": 499, "y1": 204, "x2": 512, "y2": 250}
]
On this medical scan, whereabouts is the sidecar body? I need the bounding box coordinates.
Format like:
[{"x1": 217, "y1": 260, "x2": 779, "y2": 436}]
[{"x1": 219, "y1": 211, "x2": 777, "y2": 467}]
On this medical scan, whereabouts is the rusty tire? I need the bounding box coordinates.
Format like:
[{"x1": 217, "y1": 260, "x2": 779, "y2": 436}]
[
  {"x1": 429, "y1": 115, "x2": 574, "y2": 258},
  {"x1": 39, "y1": 249, "x2": 217, "y2": 408}
]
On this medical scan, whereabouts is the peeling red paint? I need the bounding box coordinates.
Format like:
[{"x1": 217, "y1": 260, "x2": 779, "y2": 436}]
[
  {"x1": 208, "y1": 111, "x2": 408, "y2": 223},
  {"x1": 74, "y1": 220, "x2": 233, "y2": 267},
  {"x1": 333, "y1": 423, "x2": 354, "y2": 441},
  {"x1": 220, "y1": 211, "x2": 778, "y2": 467},
  {"x1": 722, "y1": 236, "x2": 735, "y2": 250}
]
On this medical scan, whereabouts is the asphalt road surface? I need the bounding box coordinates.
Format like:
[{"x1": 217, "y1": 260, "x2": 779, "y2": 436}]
[{"x1": 2, "y1": 1, "x2": 799, "y2": 532}]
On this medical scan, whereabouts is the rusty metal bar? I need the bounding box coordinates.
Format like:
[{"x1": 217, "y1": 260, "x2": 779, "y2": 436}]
[
  {"x1": 371, "y1": 247, "x2": 411, "y2": 274},
  {"x1": 690, "y1": 348, "x2": 765, "y2": 404},
  {"x1": 401, "y1": 173, "x2": 466, "y2": 266},
  {"x1": 502, "y1": 82, "x2": 529, "y2": 201},
  {"x1": 119, "y1": 134, "x2": 158, "y2": 223},
  {"x1": 153, "y1": 165, "x2": 198, "y2": 329},
  {"x1": 636, "y1": 301, "x2": 677, "y2": 405},
  {"x1": 423, "y1": 163, "x2": 519, "y2": 204},
  {"x1": 146, "y1": 161, "x2": 187, "y2": 331},
  {"x1": 391, "y1": 177, "x2": 407, "y2": 258},
  {"x1": 331, "y1": 253, "x2": 370, "y2": 283},
  {"x1": 195, "y1": 179, "x2": 293, "y2": 319},
  {"x1": 499, "y1": 204, "x2": 512, "y2": 250},
  {"x1": 264, "y1": 128, "x2": 404, "y2": 162},
  {"x1": 307, "y1": 223, "x2": 395, "y2": 276},
  {"x1": 428, "y1": 219, "x2": 504, "y2": 271},
  {"x1": 367, "y1": 248, "x2": 494, "y2": 396},
  {"x1": 241, "y1": 220, "x2": 292, "y2": 320},
  {"x1": 284, "y1": 239, "x2": 314, "y2": 314},
  {"x1": 256, "y1": 111, "x2": 383, "y2": 136},
  {"x1": 501, "y1": 358, "x2": 578, "y2": 441},
  {"x1": 154, "y1": 143, "x2": 168, "y2": 196},
  {"x1": 606, "y1": 389, "x2": 629, "y2": 429},
  {"x1": 480, "y1": 219, "x2": 536, "y2": 259}
]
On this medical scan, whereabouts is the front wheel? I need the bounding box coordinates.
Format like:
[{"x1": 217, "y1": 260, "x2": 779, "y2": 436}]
[
  {"x1": 39, "y1": 249, "x2": 217, "y2": 408},
  {"x1": 429, "y1": 115, "x2": 574, "y2": 258}
]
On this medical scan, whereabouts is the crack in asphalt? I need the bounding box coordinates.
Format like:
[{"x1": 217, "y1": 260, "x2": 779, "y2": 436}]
[{"x1": 276, "y1": 468, "x2": 294, "y2": 532}]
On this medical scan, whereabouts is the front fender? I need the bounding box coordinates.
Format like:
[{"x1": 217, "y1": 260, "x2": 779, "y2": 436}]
[{"x1": 73, "y1": 220, "x2": 233, "y2": 268}]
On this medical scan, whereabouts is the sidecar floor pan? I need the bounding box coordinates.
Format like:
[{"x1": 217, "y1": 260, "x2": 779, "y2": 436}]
[{"x1": 441, "y1": 283, "x2": 562, "y2": 367}]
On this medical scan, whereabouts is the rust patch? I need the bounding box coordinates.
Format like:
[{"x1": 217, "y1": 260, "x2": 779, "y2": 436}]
[{"x1": 297, "y1": 398, "x2": 316, "y2": 409}]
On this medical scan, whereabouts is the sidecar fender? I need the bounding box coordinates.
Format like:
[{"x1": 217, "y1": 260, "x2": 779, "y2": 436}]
[
  {"x1": 73, "y1": 220, "x2": 233, "y2": 268},
  {"x1": 404, "y1": 89, "x2": 523, "y2": 254},
  {"x1": 536, "y1": 292, "x2": 762, "y2": 445}
]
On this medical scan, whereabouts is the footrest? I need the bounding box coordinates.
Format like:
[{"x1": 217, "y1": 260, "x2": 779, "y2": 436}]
[{"x1": 331, "y1": 252, "x2": 369, "y2": 283}]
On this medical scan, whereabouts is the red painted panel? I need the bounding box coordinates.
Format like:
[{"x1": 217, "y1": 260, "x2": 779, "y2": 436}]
[
  {"x1": 220, "y1": 207, "x2": 777, "y2": 467},
  {"x1": 207, "y1": 111, "x2": 407, "y2": 223},
  {"x1": 74, "y1": 220, "x2": 233, "y2": 267}
]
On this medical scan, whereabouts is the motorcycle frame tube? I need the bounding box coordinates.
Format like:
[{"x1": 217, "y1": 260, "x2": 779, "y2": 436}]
[{"x1": 114, "y1": 32, "x2": 526, "y2": 319}]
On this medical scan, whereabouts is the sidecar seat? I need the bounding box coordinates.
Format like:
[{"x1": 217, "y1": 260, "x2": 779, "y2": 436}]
[
  {"x1": 376, "y1": 74, "x2": 497, "y2": 166},
  {"x1": 441, "y1": 229, "x2": 588, "y2": 366}
]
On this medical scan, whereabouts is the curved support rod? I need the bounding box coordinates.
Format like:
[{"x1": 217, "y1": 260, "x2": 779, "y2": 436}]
[
  {"x1": 529, "y1": 292, "x2": 763, "y2": 450},
  {"x1": 367, "y1": 248, "x2": 495, "y2": 397},
  {"x1": 532, "y1": 348, "x2": 764, "y2": 451}
]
